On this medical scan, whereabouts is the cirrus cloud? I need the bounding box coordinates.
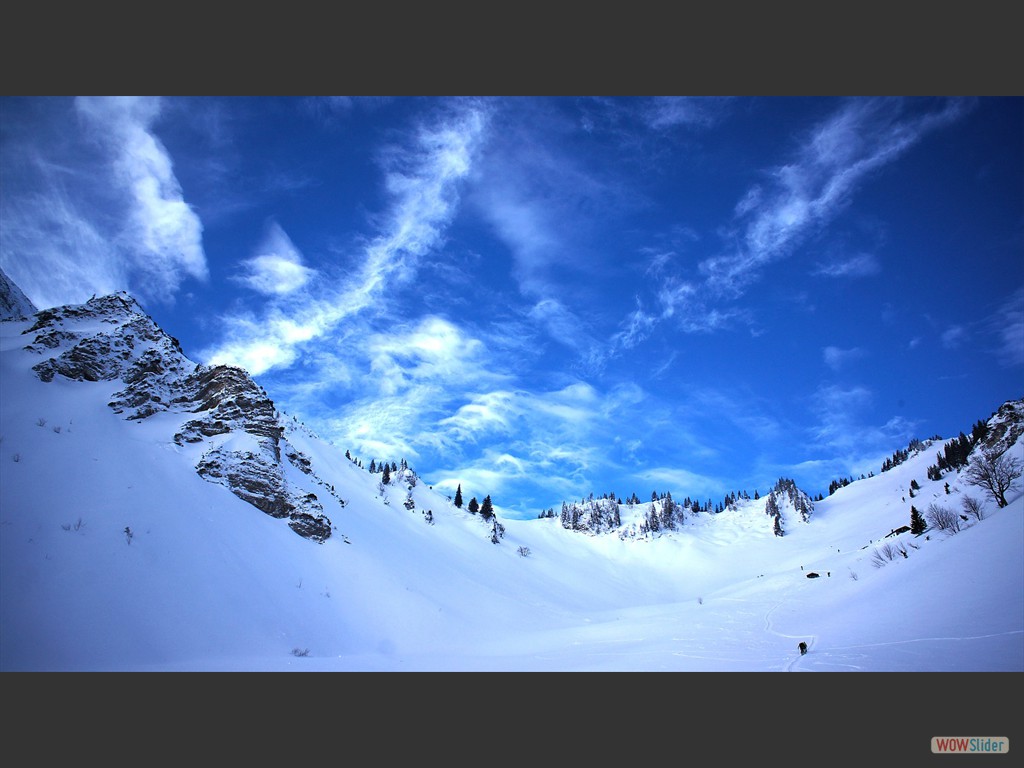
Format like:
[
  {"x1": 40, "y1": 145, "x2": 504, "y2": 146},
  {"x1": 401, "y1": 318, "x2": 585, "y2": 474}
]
[{"x1": 234, "y1": 222, "x2": 315, "y2": 296}]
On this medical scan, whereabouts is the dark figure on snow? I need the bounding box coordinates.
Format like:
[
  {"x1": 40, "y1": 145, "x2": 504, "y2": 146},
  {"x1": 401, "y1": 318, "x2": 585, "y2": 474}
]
[{"x1": 798, "y1": 642, "x2": 808, "y2": 655}]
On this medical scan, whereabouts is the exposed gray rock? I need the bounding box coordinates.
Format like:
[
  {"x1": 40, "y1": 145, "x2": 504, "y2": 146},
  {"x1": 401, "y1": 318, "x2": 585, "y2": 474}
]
[
  {"x1": 980, "y1": 397, "x2": 1024, "y2": 458},
  {"x1": 23, "y1": 290, "x2": 334, "y2": 543},
  {"x1": 197, "y1": 444, "x2": 292, "y2": 518}
]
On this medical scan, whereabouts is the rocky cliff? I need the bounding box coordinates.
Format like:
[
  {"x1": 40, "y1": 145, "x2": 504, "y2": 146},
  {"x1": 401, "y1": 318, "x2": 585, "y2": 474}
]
[{"x1": 18, "y1": 292, "x2": 335, "y2": 542}]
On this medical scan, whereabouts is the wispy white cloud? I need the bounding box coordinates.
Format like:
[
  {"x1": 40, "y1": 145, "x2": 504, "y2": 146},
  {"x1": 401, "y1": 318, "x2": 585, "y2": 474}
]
[
  {"x1": 641, "y1": 97, "x2": 730, "y2": 130},
  {"x1": 528, "y1": 298, "x2": 598, "y2": 352},
  {"x1": 425, "y1": 380, "x2": 661, "y2": 506},
  {"x1": 367, "y1": 316, "x2": 489, "y2": 396},
  {"x1": 579, "y1": 96, "x2": 729, "y2": 137},
  {"x1": 75, "y1": 97, "x2": 208, "y2": 296},
  {"x1": 808, "y1": 385, "x2": 919, "y2": 472},
  {"x1": 432, "y1": 443, "x2": 600, "y2": 512},
  {"x1": 657, "y1": 278, "x2": 698, "y2": 320},
  {"x1": 919, "y1": 286, "x2": 1023, "y2": 367},
  {"x1": 650, "y1": 351, "x2": 679, "y2": 379},
  {"x1": 301, "y1": 96, "x2": 354, "y2": 121},
  {"x1": 812, "y1": 252, "x2": 880, "y2": 278},
  {"x1": 234, "y1": 222, "x2": 315, "y2": 296},
  {"x1": 0, "y1": 185, "x2": 124, "y2": 309},
  {"x1": 643, "y1": 249, "x2": 678, "y2": 277},
  {"x1": 474, "y1": 194, "x2": 557, "y2": 297},
  {"x1": 823, "y1": 345, "x2": 866, "y2": 371},
  {"x1": 989, "y1": 286, "x2": 1024, "y2": 367},
  {"x1": 634, "y1": 467, "x2": 727, "y2": 499},
  {"x1": 941, "y1": 325, "x2": 968, "y2": 349},
  {"x1": 734, "y1": 185, "x2": 763, "y2": 218},
  {"x1": 279, "y1": 313, "x2": 510, "y2": 474},
  {"x1": 608, "y1": 298, "x2": 658, "y2": 352},
  {"x1": 702, "y1": 98, "x2": 972, "y2": 297},
  {"x1": 808, "y1": 385, "x2": 873, "y2": 452},
  {"x1": 205, "y1": 307, "x2": 330, "y2": 375},
  {"x1": 204, "y1": 100, "x2": 490, "y2": 375},
  {"x1": 438, "y1": 390, "x2": 522, "y2": 444},
  {"x1": 0, "y1": 97, "x2": 207, "y2": 308},
  {"x1": 684, "y1": 388, "x2": 784, "y2": 445},
  {"x1": 469, "y1": 105, "x2": 641, "y2": 356},
  {"x1": 604, "y1": 99, "x2": 961, "y2": 357},
  {"x1": 439, "y1": 382, "x2": 604, "y2": 449}
]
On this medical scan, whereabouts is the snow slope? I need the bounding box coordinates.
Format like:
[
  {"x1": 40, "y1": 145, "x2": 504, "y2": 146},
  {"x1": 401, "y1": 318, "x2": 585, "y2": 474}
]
[
  {"x1": 1, "y1": 298, "x2": 1021, "y2": 673},
  {"x1": 0, "y1": 266, "x2": 36, "y2": 320}
]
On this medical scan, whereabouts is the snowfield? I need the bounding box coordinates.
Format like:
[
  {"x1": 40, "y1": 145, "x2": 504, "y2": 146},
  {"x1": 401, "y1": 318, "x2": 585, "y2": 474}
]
[{"x1": 1, "y1": 301, "x2": 1022, "y2": 672}]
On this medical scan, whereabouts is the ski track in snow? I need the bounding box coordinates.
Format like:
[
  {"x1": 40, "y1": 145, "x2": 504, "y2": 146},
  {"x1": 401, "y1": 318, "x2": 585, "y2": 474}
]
[
  {"x1": 763, "y1": 599, "x2": 817, "y2": 672},
  {"x1": 826, "y1": 629, "x2": 1024, "y2": 650}
]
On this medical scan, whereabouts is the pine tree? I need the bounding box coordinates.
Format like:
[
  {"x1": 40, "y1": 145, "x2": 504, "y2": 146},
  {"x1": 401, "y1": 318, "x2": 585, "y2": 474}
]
[
  {"x1": 773, "y1": 514, "x2": 784, "y2": 537},
  {"x1": 647, "y1": 502, "x2": 660, "y2": 533},
  {"x1": 454, "y1": 484, "x2": 463, "y2": 508},
  {"x1": 381, "y1": 463, "x2": 391, "y2": 484},
  {"x1": 480, "y1": 495, "x2": 494, "y2": 520},
  {"x1": 467, "y1": 497, "x2": 479, "y2": 515},
  {"x1": 910, "y1": 505, "x2": 926, "y2": 534},
  {"x1": 660, "y1": 491, "x2": 676, "y2": 529},
  {"x1": 369, "y1": 459, "x2": 376, "y2": 473}
]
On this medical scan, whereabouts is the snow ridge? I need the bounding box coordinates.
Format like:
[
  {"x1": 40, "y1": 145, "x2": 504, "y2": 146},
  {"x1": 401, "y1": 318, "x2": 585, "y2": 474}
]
[{"x1": 0, "y1": 266, "x2": 37, "y2": 321}]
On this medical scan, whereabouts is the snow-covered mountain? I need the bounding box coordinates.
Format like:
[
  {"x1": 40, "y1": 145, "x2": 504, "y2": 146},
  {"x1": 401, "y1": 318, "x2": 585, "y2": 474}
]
[
  {"x1": 0, "y1": 266, "x2": 36, "y2": 321},
  {"x1": 1, "y1": 284, "x2": 1021, "y2": 672}
]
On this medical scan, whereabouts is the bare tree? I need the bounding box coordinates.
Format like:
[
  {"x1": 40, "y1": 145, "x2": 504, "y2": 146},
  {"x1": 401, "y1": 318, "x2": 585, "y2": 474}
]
[
  {"x1": 961, "y1": 495, "x2": 985, "y2": 521},
  {"x1": 963, "y1": 448, "x2": 1023, "y2": 508},
  {"x1": 926, "y1": 503, "x2": 961, "y2": 533}
]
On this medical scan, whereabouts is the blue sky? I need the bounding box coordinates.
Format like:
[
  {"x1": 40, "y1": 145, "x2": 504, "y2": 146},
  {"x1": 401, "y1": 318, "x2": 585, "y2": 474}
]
[{"x1": 2, "y1": 96, "x2": 1021, "y2": 518}]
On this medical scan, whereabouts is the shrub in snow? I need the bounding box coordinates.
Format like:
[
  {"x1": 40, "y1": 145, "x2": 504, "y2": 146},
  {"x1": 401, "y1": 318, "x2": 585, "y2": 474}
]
[
  {"x1": 961, "y1": 495, "x2": 985, "y2": 521},
  {"x1": 870, "y1": 542, "x2": 906, "y2": 568},
  {"x1": 926, "y1": 504, "x2": 961, "y2": 534},
  {"x1": 490, "y1": 519, "x2": 505, "y2": 544}
]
